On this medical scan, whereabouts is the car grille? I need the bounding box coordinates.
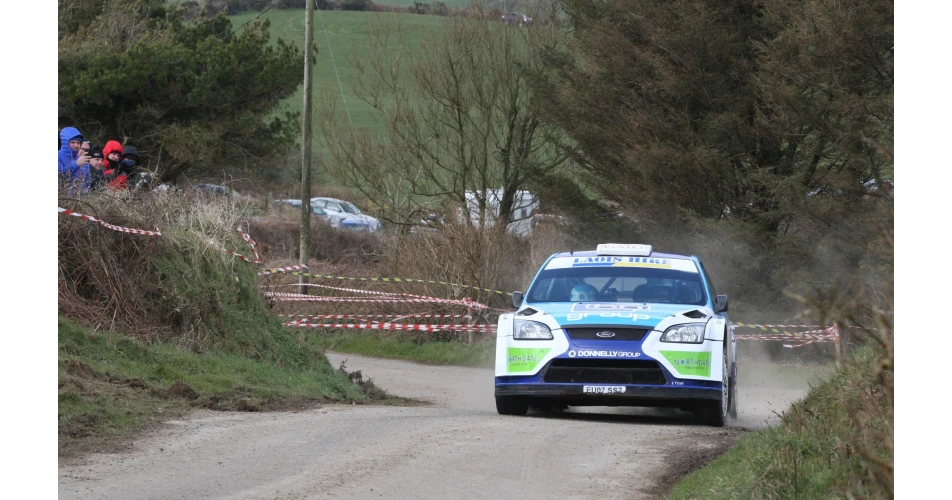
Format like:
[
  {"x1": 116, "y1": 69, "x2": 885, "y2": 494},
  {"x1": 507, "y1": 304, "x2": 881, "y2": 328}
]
[
  {"x1": 564, "y1": 327, "x2": 649, "y2": 341},
  {"x1": 543, "y1": 359, "x2": 666, "y2": 385}
]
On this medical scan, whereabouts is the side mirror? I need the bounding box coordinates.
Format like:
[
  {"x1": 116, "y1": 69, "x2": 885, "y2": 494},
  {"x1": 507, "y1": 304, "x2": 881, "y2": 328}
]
[
  {"x1": 714, "y1": 294, "x2": 729, "y2": 313},
  {"x1": 512, "y1": 291, "x2": 523, "y2": 309}
]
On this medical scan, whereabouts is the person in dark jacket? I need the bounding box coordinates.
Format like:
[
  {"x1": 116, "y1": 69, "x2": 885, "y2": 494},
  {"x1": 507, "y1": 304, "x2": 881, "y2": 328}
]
[
  {"x1": 75, "y1": 146, "x2": 113, "y2": 193},
  {"x1": 119, "y1": 145, "x2": 149, "y2": 189},
  {"x1": 121, "y1": 145, "x2": 141, "y2": 167},
  {"x1": 58, "y1": 127, "x2": 90, "y2": 185}
]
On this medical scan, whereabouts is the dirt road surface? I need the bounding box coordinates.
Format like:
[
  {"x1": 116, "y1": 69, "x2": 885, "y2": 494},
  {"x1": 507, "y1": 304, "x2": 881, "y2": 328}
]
[{"x1": 59, "y1": 352, "x2": 809, "y2": 500}]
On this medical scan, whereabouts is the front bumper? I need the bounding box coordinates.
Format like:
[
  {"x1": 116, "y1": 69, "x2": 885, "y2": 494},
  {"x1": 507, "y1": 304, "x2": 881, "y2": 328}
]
[
  {"x1": 494, "y1": 356, "x2": 723, "y2": 407},
  {"x1": 495, "y1": 383, "x2": 720, "y2": 400}
]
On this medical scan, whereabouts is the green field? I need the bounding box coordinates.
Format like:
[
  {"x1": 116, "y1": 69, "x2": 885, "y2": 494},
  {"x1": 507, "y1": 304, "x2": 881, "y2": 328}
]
[
  {"x1": 231, "y1": 9, "x2": 449, "y2": 138},
  {"x1": 361, "y1": 0, "x2": 474, "y2": 7}
]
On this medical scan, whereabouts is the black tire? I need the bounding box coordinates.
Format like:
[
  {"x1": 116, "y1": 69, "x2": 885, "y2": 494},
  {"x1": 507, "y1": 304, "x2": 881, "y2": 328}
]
[
  {"x1": 699, "y1": 347, "x2": 729, "y2": 427},
  {"x1": 496, "y1": 395, "x2": 529, "y2": 416},
  {"x1": 729, "y1": 360, "x2": 738, "y2": 420},
  {"x1": 531, "y1": 402, "x2": 567, "y2": 413}
]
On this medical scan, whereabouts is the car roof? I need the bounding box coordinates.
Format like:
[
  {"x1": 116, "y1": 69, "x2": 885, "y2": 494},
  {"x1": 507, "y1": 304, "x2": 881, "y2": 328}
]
[{"x1": 552, "y1": 250, "x2": 694, "y2": 260}]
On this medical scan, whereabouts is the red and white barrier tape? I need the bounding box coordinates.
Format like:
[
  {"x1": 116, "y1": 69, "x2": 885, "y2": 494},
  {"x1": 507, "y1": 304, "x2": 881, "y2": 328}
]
[
  {"x1": 283, "y1": 313, "x2": 475, "y2": 326},
  {"x1": 736, "y1": 334, "x2": 837, "y2": 342},
  {"x1": 286, "y1": 322, "x2": 496, "y2": 332},
  {"x1": 733, "y1": 322, "x2": 826, "y2": 329},
  {"x1": 280, "y1": 313, "x2": 473, "y2": 320},
  {"x1": 239, "y1": 230, "x2": 260, "y2": 263},
  {"x1": 218, "y1": 244, "x2": 262, "y2": 264},
  {"x1": 58, "y1": 207, "x2": 162, "y2": 236},
  {"x1": 734, "y1": 326, "x2": 839, "y2": 346},
  {"x1": 269, "y1": 284, "x2": 492, "y2": 311},
  {"x1": 271, "y1": 283, "x2": 406, "y2": 297},
  {"x1": 266, "y1": 292, "x2": 489, "y2": 309}
]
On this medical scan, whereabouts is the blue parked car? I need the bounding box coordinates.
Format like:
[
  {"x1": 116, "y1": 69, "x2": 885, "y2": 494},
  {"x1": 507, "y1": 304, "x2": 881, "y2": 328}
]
[{"x1": 494, "y1": 244, "x2": 737, "y2": 426}]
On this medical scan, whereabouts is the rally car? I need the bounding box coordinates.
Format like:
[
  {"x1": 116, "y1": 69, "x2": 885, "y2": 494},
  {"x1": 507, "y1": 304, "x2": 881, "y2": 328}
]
[{"x1": 494, "y1": 244, "x2": 737, "y2": 426}]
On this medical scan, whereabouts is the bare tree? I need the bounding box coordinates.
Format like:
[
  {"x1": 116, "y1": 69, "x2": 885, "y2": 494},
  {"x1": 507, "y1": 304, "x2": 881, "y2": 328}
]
[{"x1": 317, "y1": 1, "x2": 569, "y2": 233}]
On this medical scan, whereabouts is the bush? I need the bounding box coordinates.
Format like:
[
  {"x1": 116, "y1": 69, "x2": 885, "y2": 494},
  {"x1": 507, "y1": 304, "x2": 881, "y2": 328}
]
[
  {"x1": 58, "y1": 189, "x2": 264, "y2": 346},
  {"x1": 339, "y1": 0, "x2": 374, "y2": 12}
]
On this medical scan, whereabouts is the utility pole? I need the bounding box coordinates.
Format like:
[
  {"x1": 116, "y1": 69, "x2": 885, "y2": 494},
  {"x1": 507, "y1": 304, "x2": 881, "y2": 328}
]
[{"x1": 299, "y1": 0, "x2": 315, "y2": 295}]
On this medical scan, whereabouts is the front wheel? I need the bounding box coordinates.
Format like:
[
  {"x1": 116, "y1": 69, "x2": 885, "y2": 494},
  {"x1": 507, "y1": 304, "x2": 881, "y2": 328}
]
[
  {"x1": 729, "y1": 361, "x2": 738, "y2": 419},
  {"x1": 496, "y1": 395, "x2": 529, "y2": 416},
  {"x1": 698, "y1": 347, "x2": 730, "y2": 427}
]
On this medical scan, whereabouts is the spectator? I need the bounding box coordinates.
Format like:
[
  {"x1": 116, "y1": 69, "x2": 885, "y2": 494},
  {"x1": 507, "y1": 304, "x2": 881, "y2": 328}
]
[
  {"x1": 102, "y1": 140, "x2": 130, "y2": 189},
  {"x1": 103, "y1": 140, "x2": 123, "y2": 171},
  {"x1": 75, "y1": 146, "x2": 111, "y2": 193},
  {"x1": 121, "y1": 145, "x2": 141, "y2": 167},
  {"x1": 119, "y1": 145, "x2": 151, "y2": 189},
  {"x1": 58, "y1": 127, "x2": 89, "y2": 184}
]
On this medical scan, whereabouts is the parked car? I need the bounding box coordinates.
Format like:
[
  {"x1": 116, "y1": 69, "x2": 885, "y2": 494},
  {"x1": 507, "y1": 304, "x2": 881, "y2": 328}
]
[
  {"x1": 495, "y1": 243, "x2": 737, "y2": 426},
  {"x1": 195, "y1": 183, "x2": 238, "y2": 197},
  {"x1": 274, "y1": 199, "x2": 359, "y2": 230},
  {"x1": 310, "y1": 197, "x2": 382, "y2": 232},
  {"x1": 501, "y1": 11, "x2": 532, "y2": 26},
  {"x1": 462, "y1": 189, "x2": 539, "y2": 237}
]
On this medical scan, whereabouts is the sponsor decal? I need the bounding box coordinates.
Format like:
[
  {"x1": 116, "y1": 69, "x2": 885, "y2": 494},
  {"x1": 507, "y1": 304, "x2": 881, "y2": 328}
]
[
  {"x1": 660, "y1": 350, "x2": 712, "y2": 377},
  {"x1": 568, "y1": 350, "x2": 641, "y2": 358},
  {"x1": 571, "y1": 256, "x2": 673, "y2": 269},
  {"x1": 671, "y1": 381, "x2": 685, "y2": 386},
  {"x1": 566, "y1": 312, "x2": 650, "y2": 322},
  {"x1": 507, "y1": 347, "x2": 551, "y2": 373},
  {"x1": 571, "y1": 303, "x2": 652, "y2": 312}
]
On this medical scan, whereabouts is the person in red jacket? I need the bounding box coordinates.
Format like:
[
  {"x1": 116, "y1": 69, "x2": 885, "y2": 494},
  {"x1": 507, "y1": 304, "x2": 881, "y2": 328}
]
[
  {"x1": 103, "y1": 141, "x2": 123, "y2": 171},
  {"x1": 102, "y1": 141, "x2": 129, "y2": 189}
]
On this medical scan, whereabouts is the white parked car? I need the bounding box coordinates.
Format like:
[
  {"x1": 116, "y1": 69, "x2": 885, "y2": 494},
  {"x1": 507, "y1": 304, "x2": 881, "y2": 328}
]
[
  {"x1": 275, "y1": 199, "x2": 366, "y2": 231},
  {"x1": 310, "y1": 197, "x2": 382, "y2": 232},
  {"x1": 501, "y1": 11, "x2": 532, "y2": 26}
]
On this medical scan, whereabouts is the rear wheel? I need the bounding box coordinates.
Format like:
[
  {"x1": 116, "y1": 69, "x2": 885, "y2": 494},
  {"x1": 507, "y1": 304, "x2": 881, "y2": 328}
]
[
  {"x1": 699, "y1": 348, "x2": 729, "y2": 427},
  {"x1": 496, "y1": 395, "x2": 529, "y2": 416}
]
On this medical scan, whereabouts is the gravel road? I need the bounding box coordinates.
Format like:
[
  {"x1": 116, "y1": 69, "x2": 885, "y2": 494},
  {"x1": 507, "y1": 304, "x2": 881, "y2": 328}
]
[{"x1": 59, "y1": 352, "x2": 808, "y2": 500}]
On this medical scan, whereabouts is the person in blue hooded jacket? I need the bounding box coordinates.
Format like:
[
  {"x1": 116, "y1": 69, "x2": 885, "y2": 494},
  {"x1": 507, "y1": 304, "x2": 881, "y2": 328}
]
[{"x1": 58, "y1": 127, "x2": 90, "y2": 186}]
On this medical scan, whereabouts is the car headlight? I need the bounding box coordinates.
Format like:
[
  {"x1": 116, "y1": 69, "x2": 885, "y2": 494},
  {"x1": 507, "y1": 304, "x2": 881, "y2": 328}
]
[
  {"x1": 660, "y1": 323, "x2": 705, "y2": 343},
  {"x1": 513, "y1": 320, "x2": 553, "y2": 340}
]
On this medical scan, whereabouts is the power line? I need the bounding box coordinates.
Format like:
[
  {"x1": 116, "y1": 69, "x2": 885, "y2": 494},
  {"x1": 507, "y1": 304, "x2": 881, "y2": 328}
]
[
  {"x1": 224, "y1": 0, "x2": 280, "y2": 40},
  {"x1": 316, "y1": 3, "x2": 355, "y2": 133}
]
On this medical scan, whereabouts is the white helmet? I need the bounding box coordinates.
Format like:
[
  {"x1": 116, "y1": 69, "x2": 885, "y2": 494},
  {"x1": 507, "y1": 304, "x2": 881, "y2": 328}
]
[{"x1": 570, "y1": 284, "x2": 598, "y2": 302}]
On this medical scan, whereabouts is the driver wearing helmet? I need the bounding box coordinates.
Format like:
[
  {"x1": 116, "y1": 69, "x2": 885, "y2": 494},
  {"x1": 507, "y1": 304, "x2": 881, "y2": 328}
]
[{"x1": 570, "y1": 283, "x2": 599, "y2": 302}]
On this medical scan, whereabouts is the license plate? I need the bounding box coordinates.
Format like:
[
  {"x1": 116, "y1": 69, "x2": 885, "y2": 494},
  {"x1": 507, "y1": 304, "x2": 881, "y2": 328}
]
[{"x1": 583, "y1": 386, "x2": 626, "y2": 394}]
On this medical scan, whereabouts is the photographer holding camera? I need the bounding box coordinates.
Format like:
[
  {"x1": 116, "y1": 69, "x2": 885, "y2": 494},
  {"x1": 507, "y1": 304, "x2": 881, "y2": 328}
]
[
  {"x1": 58, "y1": 127, "x2": 91, "y2": 186},
  {"x1": 106, "y1": 144, "x2": 142, "y2": 189}
]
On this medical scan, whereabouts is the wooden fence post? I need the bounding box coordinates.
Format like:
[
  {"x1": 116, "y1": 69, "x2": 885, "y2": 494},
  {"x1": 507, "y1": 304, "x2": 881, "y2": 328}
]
[
  {"x1": 467, "y1": 305, "x2": 474, "y2": 345},
  {"x1": 833, "y1": 323, "x2": 844, "y2": 368}
]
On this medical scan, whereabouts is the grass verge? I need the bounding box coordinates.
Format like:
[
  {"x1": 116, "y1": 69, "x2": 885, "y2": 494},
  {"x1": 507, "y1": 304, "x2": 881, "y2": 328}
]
[
  {"x1": 304, "y1": 330, "x2": 495, "y2": 367},
  {"x1": 58, "y1": 317, "x2": 411, "y2": 460},
  {"x1": 666, "y1": 347, "x2": 892, "y2": 499}
]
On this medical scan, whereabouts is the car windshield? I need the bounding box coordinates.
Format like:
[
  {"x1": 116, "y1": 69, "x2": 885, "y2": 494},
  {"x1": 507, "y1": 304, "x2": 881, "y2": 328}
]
[
  {"x1": 339, "y1": 201, "x2": 361, "y2": 215},
  {"x1": 526, "y1": 256, "x2": 706, "y2": 305}
]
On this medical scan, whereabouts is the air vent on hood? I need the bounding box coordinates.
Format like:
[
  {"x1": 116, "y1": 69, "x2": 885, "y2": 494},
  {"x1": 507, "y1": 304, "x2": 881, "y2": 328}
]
[
  {"x1": 681, "y1": 310, "x2": 707, "y2": 319},
  {"x1": 518, "y1": 308, "x2": 538, "y2": 316}
]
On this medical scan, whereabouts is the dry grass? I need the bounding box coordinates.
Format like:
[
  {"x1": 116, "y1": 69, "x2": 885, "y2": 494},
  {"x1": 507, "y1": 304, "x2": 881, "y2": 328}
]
[
  {"x1": 58, "y1": 189, "x2": 260, "y2": 342},
  {"x1": 791, "y1": 230, "x2": 893, "y2": 495}
]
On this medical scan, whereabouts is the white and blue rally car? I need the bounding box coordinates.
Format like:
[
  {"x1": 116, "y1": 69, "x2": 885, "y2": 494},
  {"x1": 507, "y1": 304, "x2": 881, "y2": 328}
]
[{"x1": 494, "y1": 244, "x2": 737, "y2": 426}]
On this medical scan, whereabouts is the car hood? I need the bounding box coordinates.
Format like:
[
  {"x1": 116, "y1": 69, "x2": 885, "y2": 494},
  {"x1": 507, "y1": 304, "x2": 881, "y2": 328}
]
[{"x1": 521, "y1": 302, "x2": 712, "y2": 330}]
